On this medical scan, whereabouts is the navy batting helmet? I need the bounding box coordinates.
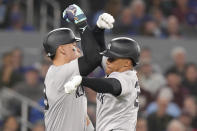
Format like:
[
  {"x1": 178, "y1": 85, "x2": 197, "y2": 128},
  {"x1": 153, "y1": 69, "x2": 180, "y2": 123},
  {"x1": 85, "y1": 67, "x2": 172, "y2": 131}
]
[
  {"x1": 101, "y1": 37, "x2": 140, "y2": 66},
  {"x1": 43, "y1": 28, "x2": 80, "y2": 57}
]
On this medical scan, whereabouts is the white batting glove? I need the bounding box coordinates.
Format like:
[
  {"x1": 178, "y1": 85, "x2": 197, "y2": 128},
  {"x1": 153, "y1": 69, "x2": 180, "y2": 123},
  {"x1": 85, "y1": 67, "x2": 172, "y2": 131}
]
[
  {"x1": 64, "y1": 75, "x2": 82, "y2": 94},
  {"x1": 97, "y1": 13, "x2": 115, "y2": 29}
]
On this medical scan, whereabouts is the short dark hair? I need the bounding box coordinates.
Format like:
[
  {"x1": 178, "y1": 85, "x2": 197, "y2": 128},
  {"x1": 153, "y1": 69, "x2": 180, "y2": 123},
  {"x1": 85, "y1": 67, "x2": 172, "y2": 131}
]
[{"x1": 165, "y1": 70, "x2": 180, "y2": 77}]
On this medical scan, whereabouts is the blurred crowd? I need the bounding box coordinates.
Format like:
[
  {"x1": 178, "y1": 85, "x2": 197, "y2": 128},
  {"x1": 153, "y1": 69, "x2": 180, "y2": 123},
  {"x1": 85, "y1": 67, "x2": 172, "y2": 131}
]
[
  {"x1": 1, "y1": 0, "x2": 197, "y2": 38},
  {"x1": 0, "y1": 0, "x2": 34, "y2": 31},
  {"x1": 88, "y1": 0, "x2": 197, "y2": 39},
  {"x1": 0, "y1": 0, "x2": 197, "y2": 131},
  {"x1": 136, "y1": 46, "x2": 197, "y2": 131},
  {"x1": 0, "y1": 48, "x2": 50, "y2": 131}
]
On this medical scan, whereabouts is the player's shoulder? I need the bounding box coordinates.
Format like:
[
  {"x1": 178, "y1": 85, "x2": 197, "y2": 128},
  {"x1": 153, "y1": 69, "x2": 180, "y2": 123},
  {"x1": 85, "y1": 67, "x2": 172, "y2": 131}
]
[
  {"x1": 48, "y1": 59, "x2": 78, "y2": 72},
  {"x1": 109, "y1": 70, "x2": 137, "y2": 78},
  {"x1": 109, "y1": 70, "x2": 138, "y2": 85}
]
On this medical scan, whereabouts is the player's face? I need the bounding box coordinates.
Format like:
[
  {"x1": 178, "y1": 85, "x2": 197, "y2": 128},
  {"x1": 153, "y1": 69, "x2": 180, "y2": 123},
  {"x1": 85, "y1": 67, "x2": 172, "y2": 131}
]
[
  {"x1": 61, "y1": 42, "x2": 81, "y2": 61},
  {"x1": 106, "y1": 58, "x2": 131, "y2": 75}
]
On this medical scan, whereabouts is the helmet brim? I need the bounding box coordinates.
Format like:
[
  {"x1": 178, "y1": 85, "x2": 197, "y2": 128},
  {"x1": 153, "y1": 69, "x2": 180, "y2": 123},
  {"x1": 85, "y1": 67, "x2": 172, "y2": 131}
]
[
  {"x1": 75, "y1": 37, "x2": 81, "y2": 42},
  {"x1": 101, "y1": 49, "x2": 139, "y2": 66},
  {"x1": 100, "y1": 49, "x2": 124, "y2": 58}
]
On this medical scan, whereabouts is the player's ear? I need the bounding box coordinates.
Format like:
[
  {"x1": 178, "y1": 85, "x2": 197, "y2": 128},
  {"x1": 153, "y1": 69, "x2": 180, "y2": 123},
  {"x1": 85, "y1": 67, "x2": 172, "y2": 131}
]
[
  {"x1": 124, "y1": 59, "x2": 132, "y2": 67},
  {"x1": 59, "y1": 45, "x2": 66, "y2": 55},
  {"x1": 128, "y1": 59, "x2": 132, "y2": 66}
]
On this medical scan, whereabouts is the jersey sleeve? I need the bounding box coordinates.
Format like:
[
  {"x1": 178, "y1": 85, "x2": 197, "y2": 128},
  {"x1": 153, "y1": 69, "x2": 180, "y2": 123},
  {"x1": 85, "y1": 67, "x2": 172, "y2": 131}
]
[
  {"x1": 69, "y1": 59, "x2": 80, "y2": 75},
  {"x1": 108, "y1": 72, "x2": 132, "y2": 96},
  {"x1": 62, "y1": 59, "x2": 80, "y2": 78}
]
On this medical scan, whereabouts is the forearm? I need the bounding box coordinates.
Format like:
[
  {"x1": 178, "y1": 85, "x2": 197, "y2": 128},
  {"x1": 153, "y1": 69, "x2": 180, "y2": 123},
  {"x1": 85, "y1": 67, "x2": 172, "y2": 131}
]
[
  {"x1": 81, "y1": 77, "x2": 122, "y2": 96},
  {"x1": 92, "y1": 26, "x2": 106, "y2": 52},
  {"x1": 78, "y1": 26, "x2": 102, "y2": 76}
]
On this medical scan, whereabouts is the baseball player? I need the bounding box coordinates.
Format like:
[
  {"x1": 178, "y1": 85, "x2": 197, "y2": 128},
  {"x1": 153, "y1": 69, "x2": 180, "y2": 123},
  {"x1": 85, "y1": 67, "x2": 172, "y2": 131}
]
[
  {"x1": 65, "y1": 32, "x2": 141, "y2": 130},
  {"x1": 43, "y1": 4, "x2": 114, "y2": 131}
]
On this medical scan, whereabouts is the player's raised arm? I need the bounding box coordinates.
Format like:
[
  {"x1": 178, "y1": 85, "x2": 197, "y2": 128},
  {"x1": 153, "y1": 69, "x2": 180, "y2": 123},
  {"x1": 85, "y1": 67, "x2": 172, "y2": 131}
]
[
  {"x1": 63, "y1": 5, "x2": 114, "y2": 76},
  {"x1": 93, "y1": 13, "x2": 115, "y2": 52}
]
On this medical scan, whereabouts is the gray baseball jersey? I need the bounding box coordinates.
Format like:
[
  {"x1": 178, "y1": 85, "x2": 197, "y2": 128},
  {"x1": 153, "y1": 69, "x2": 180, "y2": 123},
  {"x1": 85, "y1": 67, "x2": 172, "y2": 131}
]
[
  {"x1": 44, "y1": 59, "x2": 88, "y2": 131},
  {"x1": 96, "y1": 70, "x2": 140, "y2": 131}
]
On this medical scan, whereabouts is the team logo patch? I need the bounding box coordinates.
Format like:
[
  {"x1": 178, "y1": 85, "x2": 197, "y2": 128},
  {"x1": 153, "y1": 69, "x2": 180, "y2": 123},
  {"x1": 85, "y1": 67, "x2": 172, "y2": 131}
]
[
  {"x1": 97, "y1": 93, "x2": 105, "y2": 104},
  {"x1": 75, "y1": 86, "x2": 85, "y2": 98}
]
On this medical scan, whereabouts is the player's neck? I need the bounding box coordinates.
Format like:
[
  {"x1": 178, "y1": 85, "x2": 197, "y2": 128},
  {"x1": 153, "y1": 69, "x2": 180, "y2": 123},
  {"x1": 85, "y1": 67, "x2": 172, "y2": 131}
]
[
  {"x1": 53, "y1": 57, "x2": 71, "y2": 66},
  {"x1": 118, "y1": 66, "x2": 133, "y2": 72}
]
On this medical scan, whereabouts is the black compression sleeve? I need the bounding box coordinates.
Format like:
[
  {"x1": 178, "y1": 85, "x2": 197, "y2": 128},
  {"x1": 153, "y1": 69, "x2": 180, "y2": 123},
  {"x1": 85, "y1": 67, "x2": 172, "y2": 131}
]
[
  {"x1": 78, "y1": 26, "x2": 102, "y2": 76},
  {"x1": 81, "y1": 77, "x2": 122, "y2": 96},
  {"x1": 92, "y1": 26, "x2": 106, "y2": 52}
]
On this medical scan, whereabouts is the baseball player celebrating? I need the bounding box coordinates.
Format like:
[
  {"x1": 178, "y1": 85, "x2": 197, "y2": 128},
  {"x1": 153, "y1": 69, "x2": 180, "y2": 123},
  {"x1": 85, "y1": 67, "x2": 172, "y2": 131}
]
[
  {"x1": 43, "y1": 4, "x2": 114, "y2": 131},
  {"x1": 65, "y1": 21, "x2": 141, "y2": 131}
]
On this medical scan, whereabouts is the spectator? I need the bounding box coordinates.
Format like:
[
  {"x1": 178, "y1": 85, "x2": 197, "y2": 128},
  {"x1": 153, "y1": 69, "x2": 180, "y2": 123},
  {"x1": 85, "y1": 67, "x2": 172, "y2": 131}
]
[
  {"x1": 183, "y1": 96, "x2": 197, "y2": 129},
  {"x1": 152, "y1": 8, "x2": 166, "y2": 29},
  {"x1": 186, "y1": 0, "x2": 197, "y2": 26},
  {"x1": 7, "y1": 2, "x2": 34, "y2": 31},
  {"x1": 151, "y1": 0, "x2": 160, "y2": 10},
  {"x1": 0, "y1": 0, "x2": 8, "y2": 28},
  {"x1": 166, "y1": 46, "x2": 187, "y2": 78},
  {"x1": 163, "y1": 15, "x2": 182, "y2": 39},
  {"x1": 159, "y1": 0, "x2": 176, "y2": 17},
  {"x1": 142, "y1": 19, "x2": 162, "y2": 37},
  {"x1": 182, "y1": 63, "x2": 197, "y2": 98},
  {"x1": 138, "y1": 60, "x2": 166, "y2": 96},
  {"x1": 32, "y1": 121, "x2": 45, "y2": 131},
  {"x1": 179, "y1": 111, "x2": 193, "y2": 131},
  {"x1": 0, "y1": 52, "x2": 23, "y2": 88},
  {"x1": 129, "y1": 0, "x2": 151, "y2": 35},
  {"x1": 11, "y1": 47, "x2": 25, "y2": 75},
  {"x1": 139, "y1": 46, "x2": 152, "y2": 63},
  {"x1": 139, "y1": 46, "x2": 162, "y2": 73},
  {"x1": 136, "y1": 116, "x2": 148, "y2": 131},
  {"x1": 138, "y1": 88, "x2": 153, "y2": 112},
  {"x1": 173, "y1": 0, "x2": 189, "y2": 24},
  {"x1": 166, "y1": 71, "x2": 188, "y2": 107},
  {"x1": 113, "y1": 7, "x2": 133, "y2": 35},
  {"x1": 2, "y1": 116, "x2": 19, "y2": 131},
  {"x1": 146, "y1": 87, "x2": 181, "y2": 118},
  {"x1": 13, "y1": 67, "x2": 44, "y2": 101},
  {"x1": 167, "y1": 119, "x2": 185, "y2": 131},
  {"x1": 29, "y1": 99, "x2": 44, "y2": 124},
  {"x1": 92, "y1": 0, "x2": 122, "y2": 27},
  {"x1": 147, "y1": 88, "x2": 173, "y2": 131}
]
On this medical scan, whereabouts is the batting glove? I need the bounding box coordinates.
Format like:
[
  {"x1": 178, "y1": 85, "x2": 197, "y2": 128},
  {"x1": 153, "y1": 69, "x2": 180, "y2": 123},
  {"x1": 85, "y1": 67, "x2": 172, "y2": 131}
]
[
  {"x1": 64, "y1": 75, "x2": 82, "y2": 94},
  {"x1": 97, "y1": 13, "x2": 115, "y2": 29},
  {"x1": 63, "y1": 4, "x2": 87, "y2": 25}
]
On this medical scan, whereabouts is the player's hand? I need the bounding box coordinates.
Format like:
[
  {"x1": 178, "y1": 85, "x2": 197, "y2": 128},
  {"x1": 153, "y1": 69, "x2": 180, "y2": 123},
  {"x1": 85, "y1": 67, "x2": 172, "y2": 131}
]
[
  {"x1": 97, "y1": 13, "x2": 115, "y2": 29},
  {"x1": 62, "y1": 4, "x2": 87, "y2": 25},
  {"x1": 64, "y1": 75, "x2": 82, "y2": 94}
]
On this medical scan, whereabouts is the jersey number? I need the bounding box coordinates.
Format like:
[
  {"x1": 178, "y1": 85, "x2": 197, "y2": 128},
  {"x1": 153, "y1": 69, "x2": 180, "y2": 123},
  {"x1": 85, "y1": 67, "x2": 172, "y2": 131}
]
[
  {"x1": 134, "y1": 81, "x2": 140, "y2": 107},
  {"x1": 44, "y1": 85, "x2": 49, "y2": 110}
]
